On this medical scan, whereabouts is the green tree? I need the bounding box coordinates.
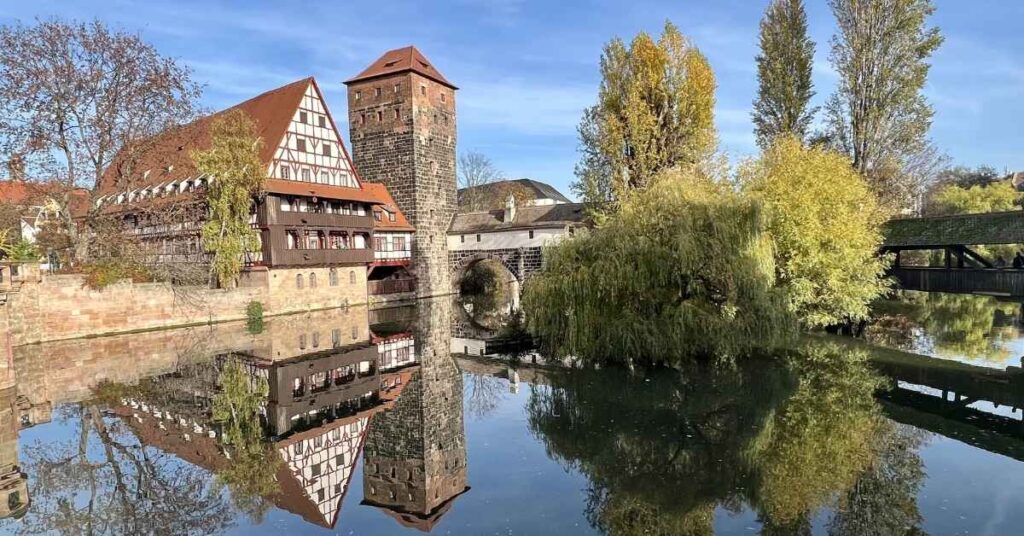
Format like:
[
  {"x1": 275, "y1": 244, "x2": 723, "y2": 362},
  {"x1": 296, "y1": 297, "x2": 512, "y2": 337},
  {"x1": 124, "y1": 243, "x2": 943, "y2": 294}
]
[
  {"x1": 752, "y1": 0, "x2": 816, "y2": 149},
  {"x1": 741, "y1": 137, "x2": 890, "y2": 328},
  {"x1": 823, "y1": 0, "x2": 944, "y2": 209},
  {"x1": 525, "y1": 167, "x2": 793, "y2": 366},
  {"x1": 194, "y1": 110, "x2": 265, "y2": 286},
  {"x1": 929, "y1": 179, "x2": 1021, "y2": 216},
  {"x1": 572, "y1": 21, "x2": 717, "y2": 210}
]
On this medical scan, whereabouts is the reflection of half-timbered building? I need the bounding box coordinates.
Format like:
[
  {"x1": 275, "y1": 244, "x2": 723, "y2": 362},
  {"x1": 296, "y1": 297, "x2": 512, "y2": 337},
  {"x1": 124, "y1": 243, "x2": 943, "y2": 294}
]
[{"x1": 94, "y1": 77, "x2": 413, "y2": 297}]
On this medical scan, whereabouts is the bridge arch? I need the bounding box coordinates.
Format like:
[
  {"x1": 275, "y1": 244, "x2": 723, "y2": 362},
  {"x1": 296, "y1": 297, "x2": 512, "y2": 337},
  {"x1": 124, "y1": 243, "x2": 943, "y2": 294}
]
[{"x1": 453, "y1": 252, "x2": 521, "y2": 312}]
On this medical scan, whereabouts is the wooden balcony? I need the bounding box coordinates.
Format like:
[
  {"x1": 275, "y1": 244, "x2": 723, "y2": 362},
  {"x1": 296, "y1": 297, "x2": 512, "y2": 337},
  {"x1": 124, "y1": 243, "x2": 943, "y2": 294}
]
[
  {"x1": 270, "y1": 210, "x2": 374, "y2": 230},
  {"x1": 272, "y1": 248, "x2": 374, "y2": 266}
]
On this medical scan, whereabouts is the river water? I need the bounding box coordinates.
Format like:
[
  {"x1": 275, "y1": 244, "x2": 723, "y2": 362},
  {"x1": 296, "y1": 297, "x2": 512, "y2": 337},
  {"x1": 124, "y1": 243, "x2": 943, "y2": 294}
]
[{"x1": 0, "y1": 292, "x2": 1023, "y2": 535}]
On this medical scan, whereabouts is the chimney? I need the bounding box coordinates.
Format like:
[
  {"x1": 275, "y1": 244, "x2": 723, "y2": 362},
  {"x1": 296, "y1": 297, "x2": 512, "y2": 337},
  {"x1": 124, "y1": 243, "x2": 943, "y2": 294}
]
[{"x1": 504, "y1": 193, "x2": 516, "y2": 223}]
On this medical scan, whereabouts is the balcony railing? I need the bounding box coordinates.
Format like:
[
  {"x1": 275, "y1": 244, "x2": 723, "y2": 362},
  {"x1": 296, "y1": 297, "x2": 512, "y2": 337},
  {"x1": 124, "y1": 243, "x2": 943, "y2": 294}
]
[
  {"x1": 374, "y1": 249, "x2": 412, "y2": 261},
  {"x1": 368, "y1": 278, "x2": 416, "y2": 295},
  {"x1": 274, "y1": 248, "x2": 374, "y2": 266}
]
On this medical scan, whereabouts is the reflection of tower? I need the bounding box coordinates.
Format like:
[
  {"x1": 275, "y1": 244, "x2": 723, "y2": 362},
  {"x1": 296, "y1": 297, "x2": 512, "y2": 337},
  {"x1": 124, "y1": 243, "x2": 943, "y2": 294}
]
[
  {"x1": 362, "y1": 298, "x2": 468, "y2": 530},
  {"x1": 0, "y1": 361, "x2": 28, "y2": 519}
]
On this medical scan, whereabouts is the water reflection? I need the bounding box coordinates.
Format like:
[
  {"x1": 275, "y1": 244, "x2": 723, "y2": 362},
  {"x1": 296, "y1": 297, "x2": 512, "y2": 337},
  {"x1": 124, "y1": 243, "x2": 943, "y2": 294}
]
[{"x1": 2, "y1": 296, "x2": 1024, "y2": 533}]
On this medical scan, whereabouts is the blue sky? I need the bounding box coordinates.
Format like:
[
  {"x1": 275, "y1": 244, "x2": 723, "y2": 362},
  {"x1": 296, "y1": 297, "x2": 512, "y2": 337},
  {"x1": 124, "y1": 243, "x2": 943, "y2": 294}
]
[{"x1": 3, "y1": 0, "x2": 1023, "y2": 199}]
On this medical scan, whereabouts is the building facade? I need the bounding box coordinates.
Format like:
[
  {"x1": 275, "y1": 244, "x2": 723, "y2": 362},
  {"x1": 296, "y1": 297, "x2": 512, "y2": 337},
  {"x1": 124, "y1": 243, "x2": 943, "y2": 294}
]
[{"x1": 346, "y1": 46, "x2": 458, "y2": 299}]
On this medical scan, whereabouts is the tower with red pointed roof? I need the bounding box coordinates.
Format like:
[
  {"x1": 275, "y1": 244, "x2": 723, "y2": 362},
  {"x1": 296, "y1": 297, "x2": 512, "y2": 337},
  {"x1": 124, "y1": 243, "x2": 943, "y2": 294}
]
[{"x1": 345, "y1": 46, "x2": 457, "y2": 298}]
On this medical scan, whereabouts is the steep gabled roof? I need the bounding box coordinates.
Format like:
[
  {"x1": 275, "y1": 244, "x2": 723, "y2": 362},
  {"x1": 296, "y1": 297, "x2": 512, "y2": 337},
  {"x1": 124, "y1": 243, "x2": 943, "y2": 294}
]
[
  {"x1": 363, "y1": 182, "x2": 414, "y2": 231},
  {"x1": 98, "y1": 77, "x2": 313, "y2": 195},
  {"x1": 345, "y1": 46, "x2": 456, "y2": 89},
  {"x1": 450, "y1": 202, "x2": 589, "y2": 234}
]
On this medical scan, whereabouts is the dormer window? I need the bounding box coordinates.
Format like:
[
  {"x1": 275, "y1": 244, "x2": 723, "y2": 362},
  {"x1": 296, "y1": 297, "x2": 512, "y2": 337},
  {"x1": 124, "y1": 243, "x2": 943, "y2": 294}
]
[
  {"x1": 388, "y1": 212, "x2": 396, "y2": 222},
  {"x1": 374, "y1": 211, "x2": 382, "y2": 221}
]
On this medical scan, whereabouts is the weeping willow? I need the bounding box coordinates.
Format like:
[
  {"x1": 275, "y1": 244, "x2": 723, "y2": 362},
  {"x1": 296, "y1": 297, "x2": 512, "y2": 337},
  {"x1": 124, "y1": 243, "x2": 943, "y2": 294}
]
[{"x1": 523, "y1": 168, "x2": 795, "y2": 366}]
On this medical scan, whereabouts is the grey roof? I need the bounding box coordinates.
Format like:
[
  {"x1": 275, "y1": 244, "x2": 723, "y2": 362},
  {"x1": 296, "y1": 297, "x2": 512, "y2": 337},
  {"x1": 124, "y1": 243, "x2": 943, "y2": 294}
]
[
  {"x1": 457, "y1": 178, "x2": 571, "y2": 206},
  {"x1": 883, "y1": 210, "x2": 1024, "y2": 248},
  {"x1": 449, "y1": 203, "x2": 589, "y2": 234}
]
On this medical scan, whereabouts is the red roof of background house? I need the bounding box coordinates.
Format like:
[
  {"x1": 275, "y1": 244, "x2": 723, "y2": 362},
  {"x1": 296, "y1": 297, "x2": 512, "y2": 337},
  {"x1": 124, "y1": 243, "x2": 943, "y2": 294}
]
[
  {"x1": 0, "y1": 179, "x2": 91, "y2": 217},
  {"x1": 345, "y1": 46, "x2": 456, "y2": 89},
  {"x1": 362, "y1": 182, "x2": 415, "y2": 231}
]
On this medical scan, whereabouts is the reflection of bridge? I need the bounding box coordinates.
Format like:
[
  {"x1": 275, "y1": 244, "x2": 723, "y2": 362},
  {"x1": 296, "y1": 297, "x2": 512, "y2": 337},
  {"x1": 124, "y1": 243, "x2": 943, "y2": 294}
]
[{"x1": 883, "y1": 211, "x2": 1024, "y2": 296}]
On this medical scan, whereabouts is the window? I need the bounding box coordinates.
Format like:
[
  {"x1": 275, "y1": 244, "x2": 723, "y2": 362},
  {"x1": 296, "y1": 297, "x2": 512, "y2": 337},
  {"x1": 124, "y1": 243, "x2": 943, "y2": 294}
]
[
  {"x1": 302, "y1": 169, "x2": 311, "y2": 182},
  {"x1": 376, "y1": 111, "x2": 382, "y2": 122},
  {"x1": 420, "y1": 85, "x2": 426, "y2": 96},
  {"x1": 393, "y1": 83, "x2": 400, "y2": 93},
  {"x1": 322, "y1": 144, "x2": 332, "y2": 157},
  {"x1": 332, "y1": 328, "x2": 340, "y2": 347},
  {"x1": 375, "y1": 236, "x2": 386, "y2": 251},
  {"x1": 460, "y1": 235, "x2": 464, "y2": 243},
  {"x1": 360, "y1": 113, "x2": 366, "y2": 125},
  {"x1": 280, "y1": 166, "x2": 290, "y2": 180},
  {"x1": 299, "y1": 111, "x2": 308, "y2": 123},
  {"x1": 296, "y1": 138, "x2": 306, "y2": 152},
  {"x1": 318, "y1": 116, "x2": 326, "y2": 128},
  {"x1": 389, "y1": 212, "x2": 396, "y2": 222},
  {"x1": 320, "y1": 171, "x2": 329, "y2": 183},
  {"x1": 296, "y1": 274, "x2": 304, "y2": 289},
  {"x1": 374, "y1": 87, "x2": 381, "y2": 97},
  {"x1": 394, "y1": 109, "x2": 400, "y2": 120},
  {"x1": 299, "y1": 333, "x2": 306, "y2": 349},
  {"x1": 392, "y1": 236, "x2": 404, "y2": 251},
  {"x1": 355, "y1": 90, "x2": 361, "y2": 101},
  {"x1": 310, "y1": 272, "x2": 317, "y2": 288},
  {"x1": 311, "y1": 463, "x2": 321, "y2": 477},
  {"x1": 441, "y1": 92, "x2": 446, "y2": 103},
  {"x1": 374, "y1": 211, "x2": 382, "y2": 221},
  {"x1": 286, "y1": 230, "x2": 299, "y2": 249},
  {"x1": 529, "y1": 230, "x2": 534, "y2": 239},
  {"x1": 349, "y1": 271, "x2": 356, "y2": 284},
  {"x1": 290, "y1": 198, "x2": 299, "y2": 212},
  {"x1": 329, "y1": 268, "x2": 338, "y2": 286},
  {"x1": 312, "y1": 331, "x2": 319, "y2": 348},
  {"x1": 351, "y1": 325, "x2": 358, "y2": 339},
  {"x1": 476, "y1": 234, "x2": 481, "y2": 242}
]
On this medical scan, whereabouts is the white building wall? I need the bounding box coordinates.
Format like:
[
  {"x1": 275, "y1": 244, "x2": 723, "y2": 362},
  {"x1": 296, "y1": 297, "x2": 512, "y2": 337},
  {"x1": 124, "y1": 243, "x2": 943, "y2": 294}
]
[{"x1": 447, "y1": 227, "x2": 567, "y2": 252}]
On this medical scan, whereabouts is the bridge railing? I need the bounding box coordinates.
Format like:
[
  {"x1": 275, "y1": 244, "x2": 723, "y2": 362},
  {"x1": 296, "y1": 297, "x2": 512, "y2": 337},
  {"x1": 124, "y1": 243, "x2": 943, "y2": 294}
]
[{"x1": 890, "y1": 266, "x2": 1024, "y2": 297}]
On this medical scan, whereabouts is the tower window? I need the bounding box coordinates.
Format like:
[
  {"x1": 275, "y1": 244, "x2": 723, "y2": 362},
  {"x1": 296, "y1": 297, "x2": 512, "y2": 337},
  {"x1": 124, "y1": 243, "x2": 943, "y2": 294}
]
[
  {"x1": 420, "y1": 85, "x2": 426, "y2": 96},
  {"x1": 441, "y1": 92, "x2": 446, "y2": 103},
  {"x1": 394, "y1": 109, "x2": 400, "y2": 120},
  {"x1": 296, "y1": 138, "x2": 306, "y2": 152},
  {"x1": 318, "y1": 116, "x2": 326, "y2": 127},
  {"x1": 393, "y1": 83, "x2": 400, "y2": 93},
  {"x1": 355, "y1": 90, "x2": 361, "y2": 101},
  {"x1": 376, "y1": 111, "x2": 383, "y2": 122},
  {"x1": 374, "y1": 87, "x2": 381, "y2": 97},
  {"x1": 360, "y1": 113, "x2": 366, "y2": 125}
]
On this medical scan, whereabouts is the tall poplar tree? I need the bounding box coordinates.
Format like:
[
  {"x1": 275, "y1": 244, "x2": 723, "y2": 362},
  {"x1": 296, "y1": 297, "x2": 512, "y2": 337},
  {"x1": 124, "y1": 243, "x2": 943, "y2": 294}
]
[
  {"x1": 752, "y1": 0, "x2": 816, "y2": 149},
  {"x1": 824, "y1": 0, "x2": 943, "y2": 208},
  {"x1": 572, "y1": 21, "x2": 717, "y2": 210}
]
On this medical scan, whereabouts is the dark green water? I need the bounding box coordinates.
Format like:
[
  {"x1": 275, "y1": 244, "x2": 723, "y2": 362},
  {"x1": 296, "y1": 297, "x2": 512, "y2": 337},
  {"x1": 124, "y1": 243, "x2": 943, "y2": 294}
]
[{"x1": 0, "y1": 293, "x2": 1023, "y2": 535}]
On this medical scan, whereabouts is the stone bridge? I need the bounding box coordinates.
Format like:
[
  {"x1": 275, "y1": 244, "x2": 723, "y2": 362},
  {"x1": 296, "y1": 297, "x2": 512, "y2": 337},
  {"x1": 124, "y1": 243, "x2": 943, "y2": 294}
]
[{"x1": 448, "y1": 247, "x2": 544, "y2": 288}]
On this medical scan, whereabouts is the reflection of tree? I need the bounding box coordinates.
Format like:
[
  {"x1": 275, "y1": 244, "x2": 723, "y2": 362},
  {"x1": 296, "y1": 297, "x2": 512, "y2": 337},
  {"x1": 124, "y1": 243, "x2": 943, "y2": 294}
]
[
  {"x1": 460, "y1": 260, "x2": 513, "y2": 331},
  {"x1": 465, "y1": 373, "x2": 507, "y2": 419},
  {"x1": 878, "y1": 292, "x2": 1021, "y2": 362},
  {"x1": 526, "y1": 342, "x2": 916, "y2": 535},
  {"x1": 211, "y1": 360, "x2": 281, "y2": 524},
  {"x1": 17, "y1": 404, "x2": 233, "y2": 535},
  {"x1": 828, "y1": 422, "x2": 929, "y2": 536}
]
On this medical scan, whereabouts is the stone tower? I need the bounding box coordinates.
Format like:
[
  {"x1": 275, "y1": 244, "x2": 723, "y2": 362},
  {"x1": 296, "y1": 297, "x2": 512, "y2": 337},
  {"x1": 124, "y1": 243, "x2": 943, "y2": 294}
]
[{"x1": 345, "y1": 46, "x2": 457, "y2": 298}]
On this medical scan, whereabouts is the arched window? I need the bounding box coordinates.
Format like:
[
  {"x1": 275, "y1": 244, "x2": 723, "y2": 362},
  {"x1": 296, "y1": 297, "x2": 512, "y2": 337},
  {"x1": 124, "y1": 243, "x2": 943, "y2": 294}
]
[
  {"x1": 296, "y1": 273, "x2": 304, "y2": 289},
  {"x1": 349, "y1": 270, "x2": 356, "y2": 284},
  {"x1": 329, "y1": 268, "x2": 338, "y2": 286},
  {"x1": 310, "y1": 272, "x2": 317, "y2": 288}
]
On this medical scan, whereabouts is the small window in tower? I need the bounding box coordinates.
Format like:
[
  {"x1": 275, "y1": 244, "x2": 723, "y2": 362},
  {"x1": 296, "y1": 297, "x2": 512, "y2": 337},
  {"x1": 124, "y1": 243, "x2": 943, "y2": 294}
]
[
  {"x1": 299, "y1": 111, "x2": 308, "y2": 123},
  {"x1": 393, "y1": 83, "x2": 400, "y2": 93},
  {"x1": 318, "y1": 116, "x2": 326, "y2": 128},
  {"x1": 322, "y1": 144, "x2": 332, "y2": 157},
  {"x1": 394, "y1": 109, "x2": 400, "y2": 120},
  {"x1": 296, "y1": 138, "x2": 306, "y2": 152},
  {"x1": 420, "y1": 85, "x2": 426, "y2": 96},
  {"x1": 441, "y1": 92, "x2": 446, "y2": 103},
  {"x1": 355, "y1": 90, "x2": 361, "y2": 101},
  {"x1": 360, "y1": 113, "x2": 366, "y2": 125},
  {"x1": 374, "y1": 87, "x2": 381, "y2": 97},
  {"x1": 376, "y1": 111, "x2": 383, "y2": 122}
]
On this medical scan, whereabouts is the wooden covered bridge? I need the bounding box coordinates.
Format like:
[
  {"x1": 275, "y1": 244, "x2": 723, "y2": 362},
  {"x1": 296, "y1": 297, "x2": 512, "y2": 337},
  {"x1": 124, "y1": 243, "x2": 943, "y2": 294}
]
[{"x1": 882, "y1": 210, "x2": 1024, "y2": 297}]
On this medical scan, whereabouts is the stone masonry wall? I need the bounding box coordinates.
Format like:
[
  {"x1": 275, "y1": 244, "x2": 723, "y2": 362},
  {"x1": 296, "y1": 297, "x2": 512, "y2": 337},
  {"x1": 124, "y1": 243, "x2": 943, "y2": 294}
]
[
  {"x1": 448, "y1": 247, "x2": 545, "y2": 288},
  {"x1": 348, "y1": 72, "x2": 457, "y2": 299},
  {"x1": 1, "y1": 265, "x2": 370, "y2": 347}
]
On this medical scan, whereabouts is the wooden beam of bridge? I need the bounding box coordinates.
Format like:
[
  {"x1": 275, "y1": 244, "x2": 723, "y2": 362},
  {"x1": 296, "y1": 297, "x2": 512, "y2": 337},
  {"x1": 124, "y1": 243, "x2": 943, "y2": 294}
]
[{"x1": 883, "y1": 210, "x2": 1024, "y2": 248}]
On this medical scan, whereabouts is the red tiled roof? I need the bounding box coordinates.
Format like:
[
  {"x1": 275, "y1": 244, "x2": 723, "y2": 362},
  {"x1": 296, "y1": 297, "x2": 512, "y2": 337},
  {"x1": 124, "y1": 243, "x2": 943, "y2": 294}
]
[
  {"x1": 98, "y1": 77, "x2": 314, "y2": 195},
  {"x1": 362, "y1": 182, "x2": 414, "y2": 231},
  {"x1": 264, "y1": 179, "x2": 384, "y2": 204},
  {"x1": 345, "y1": 46, "x2": 456, "y2": 89},
  {"x1": 0, "y1": 180, "x2": 92, "y2": 217}
]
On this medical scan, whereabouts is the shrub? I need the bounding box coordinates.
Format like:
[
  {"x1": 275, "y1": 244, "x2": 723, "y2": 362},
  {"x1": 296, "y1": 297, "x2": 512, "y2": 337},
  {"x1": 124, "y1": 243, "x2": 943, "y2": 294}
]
[
  {"x1": 245, "y1": 301, "x2": 264, "y2": 334},
  {"x1": 82, "y1": 259, "x2": 152, "y2": 289}
]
